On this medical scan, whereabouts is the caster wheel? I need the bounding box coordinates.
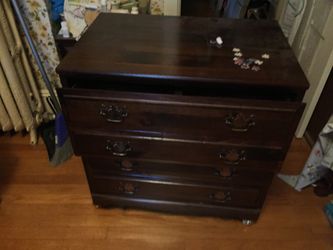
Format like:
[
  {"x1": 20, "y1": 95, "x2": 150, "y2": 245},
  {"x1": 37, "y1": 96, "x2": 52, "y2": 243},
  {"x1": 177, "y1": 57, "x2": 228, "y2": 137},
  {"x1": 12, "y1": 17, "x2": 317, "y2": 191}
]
[
  {"x1": 95, "y1": 204, "x2": 101, "y2": 209},
  {"x1": 242, "y1": 219, "x2": 253, "y2": 225}
]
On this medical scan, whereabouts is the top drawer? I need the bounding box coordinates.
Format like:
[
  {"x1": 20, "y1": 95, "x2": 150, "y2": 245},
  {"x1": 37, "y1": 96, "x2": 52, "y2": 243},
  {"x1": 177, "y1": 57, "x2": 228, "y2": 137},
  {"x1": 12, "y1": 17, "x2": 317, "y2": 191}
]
[{"x1": 60, "y1": 88, "x2": 304, "y2": 147}]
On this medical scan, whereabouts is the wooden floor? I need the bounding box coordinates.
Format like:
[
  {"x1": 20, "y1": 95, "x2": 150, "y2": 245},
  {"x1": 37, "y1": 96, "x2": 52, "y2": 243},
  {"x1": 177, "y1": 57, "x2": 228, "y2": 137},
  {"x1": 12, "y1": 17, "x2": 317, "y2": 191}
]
[{"x1": 0, "y1": 135, "x2": 332, "y2": 250}]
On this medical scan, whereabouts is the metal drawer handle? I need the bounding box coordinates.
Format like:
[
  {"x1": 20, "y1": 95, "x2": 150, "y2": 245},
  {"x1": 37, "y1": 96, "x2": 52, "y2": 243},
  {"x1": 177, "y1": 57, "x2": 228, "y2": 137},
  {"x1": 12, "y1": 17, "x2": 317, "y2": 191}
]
[
  {"x1": 106, "y1": 140, "x2": 132, "y2": 157},
  {"x1": 209, "y1": 191, "x2": 231, "y2": 203},
  {"x1": 100, "y1": 104, "x2": 128, "y2": 123},
  {"x1": 219, "y1": 149, "x2": 246, "y2": 166},
  {"x1": 119, "y1": 182, "x2": 138, "y2": 195},
  {"x1": 214, "y1": 166, "x2": 235, "y2": 178},
  {"x1": 225, "y1": 112, "x2": 255, "y2": 132}
]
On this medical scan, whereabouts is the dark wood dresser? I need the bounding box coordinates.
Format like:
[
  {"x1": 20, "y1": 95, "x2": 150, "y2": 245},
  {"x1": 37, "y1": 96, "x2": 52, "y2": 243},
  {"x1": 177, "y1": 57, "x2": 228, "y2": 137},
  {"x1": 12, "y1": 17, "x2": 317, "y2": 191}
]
[{"x1": 57, "y1": 14, "x2": 309, "y2": 224}]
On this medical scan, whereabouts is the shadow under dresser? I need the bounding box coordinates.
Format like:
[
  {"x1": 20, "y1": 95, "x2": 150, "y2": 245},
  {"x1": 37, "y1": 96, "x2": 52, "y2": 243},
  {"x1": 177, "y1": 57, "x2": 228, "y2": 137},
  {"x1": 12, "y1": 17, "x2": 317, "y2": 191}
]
[{"x1": 56, "y1": 13, "x2": 309, "y2": 224}]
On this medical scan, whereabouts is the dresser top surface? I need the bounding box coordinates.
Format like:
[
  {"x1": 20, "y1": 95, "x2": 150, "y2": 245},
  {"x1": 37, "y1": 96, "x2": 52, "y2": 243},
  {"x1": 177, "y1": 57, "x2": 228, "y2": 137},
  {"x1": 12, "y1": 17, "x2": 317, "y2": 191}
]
[{"x1": 57, "y1": 14, "x2": 308, "y2": 90}]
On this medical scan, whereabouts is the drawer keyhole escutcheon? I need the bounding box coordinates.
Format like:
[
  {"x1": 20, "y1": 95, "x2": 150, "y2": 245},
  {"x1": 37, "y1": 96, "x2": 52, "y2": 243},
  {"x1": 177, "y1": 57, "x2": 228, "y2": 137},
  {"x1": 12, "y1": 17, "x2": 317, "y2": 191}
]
[
  {"x1": 106, "y1": 141, "x2": 132, "y2": 157},
  {"x1": 100, "y1": 104, "x2": 128, "y2": 123},
  {"x1": 220, "y1": 149, "x2": 246, "y2": 165},
  {"x1": 210, "y1": 191, "x2": 231, "y2": 203},
  {"x1": 214, "y1": 166, "x2": 235, "y2": 178},
  {"x1": 225, "y1": 112, "x2": 255, "y2": 132},
  {"x1": 118, "y1": 159, "x2": 135, "y2": 172},
  {"x1": 119, "y1": 182, "x2": 138, "y2": 195}
]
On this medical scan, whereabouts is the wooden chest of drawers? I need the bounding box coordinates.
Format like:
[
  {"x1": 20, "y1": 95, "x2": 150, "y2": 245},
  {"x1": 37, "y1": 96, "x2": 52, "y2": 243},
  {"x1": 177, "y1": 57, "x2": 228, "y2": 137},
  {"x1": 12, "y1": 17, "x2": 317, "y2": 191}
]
[{"x1": 57, "y1": 14, "x2": 309, "y2": 223}]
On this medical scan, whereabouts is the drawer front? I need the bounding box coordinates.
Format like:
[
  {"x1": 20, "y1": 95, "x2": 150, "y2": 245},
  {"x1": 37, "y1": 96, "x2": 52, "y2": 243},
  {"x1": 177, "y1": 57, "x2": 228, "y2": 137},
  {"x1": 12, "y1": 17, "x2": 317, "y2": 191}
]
[
  {"x1": 60, "y1": 88, "x2": 304, "y2": 147},
  {"x1": 88, "y1": 175, "x2": 263, "y2": 209},
  {"x1": 83, "y1": 156, "x2": 275, "y2": 187},
  {"x1": 72, "y1": 132, "x2": 283, "y2": 165}
]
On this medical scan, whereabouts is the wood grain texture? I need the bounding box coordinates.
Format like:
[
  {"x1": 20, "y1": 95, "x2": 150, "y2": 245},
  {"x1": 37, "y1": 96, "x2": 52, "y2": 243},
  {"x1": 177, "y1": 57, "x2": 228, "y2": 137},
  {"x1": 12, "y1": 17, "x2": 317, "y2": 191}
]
[
  {"x1": 72, "y1": 131, "x2": 284, "y2": 162},
  {"x1": 61, "y1": 88, "x2": 303, "y2": 148},
  {"x1": 56, "y1": 14, "x2": 309, "y2": 92},
  {"x1": 83, "y1": 156, "x2": 275, "y2": 187},
  {"x1": 0, "y1": 135, "x2": 332, "y2": 250}
]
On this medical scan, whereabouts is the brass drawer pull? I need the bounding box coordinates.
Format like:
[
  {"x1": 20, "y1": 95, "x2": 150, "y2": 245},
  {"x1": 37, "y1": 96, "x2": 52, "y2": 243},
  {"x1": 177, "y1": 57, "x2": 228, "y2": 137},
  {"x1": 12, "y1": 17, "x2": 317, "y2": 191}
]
[
  {"x1": 100, "y1": 104, "x2": 128, "y2": 123},
  {"x1": 209, "y1": 191, "x2": 231, "y2": 203},
  {"x1": 214, "y1": 166, "x2": 235, "y2": 178},
  {"x1": 225, "y1": 112, "x2": 255, "y2": 132},
  {"x1": 106, "y1": 141, "x2": 132, "y2": 157},
  {"x1": 118, "y1": 182, "x2": 138, "y2": 195},
  {"x1": 118, "y1": 159, "x2": 136, "y2": 172},
  {"x1": 219, "y1": 149, "x2": 246, "y2": 165}
]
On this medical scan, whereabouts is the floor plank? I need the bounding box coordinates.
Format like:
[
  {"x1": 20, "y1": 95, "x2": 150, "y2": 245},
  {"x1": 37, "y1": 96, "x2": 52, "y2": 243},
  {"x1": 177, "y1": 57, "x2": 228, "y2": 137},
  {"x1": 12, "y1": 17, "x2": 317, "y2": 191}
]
[{"x1": 0, "y1": 135, "x2": 332, "y2": 250}]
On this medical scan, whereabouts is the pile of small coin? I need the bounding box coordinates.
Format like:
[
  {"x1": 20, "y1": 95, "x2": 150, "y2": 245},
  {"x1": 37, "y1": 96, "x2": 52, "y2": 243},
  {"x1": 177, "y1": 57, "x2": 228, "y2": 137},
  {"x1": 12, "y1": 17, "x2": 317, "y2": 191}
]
[{"x1": 233, "y1": 48, "x2": 270, "y2": 72}]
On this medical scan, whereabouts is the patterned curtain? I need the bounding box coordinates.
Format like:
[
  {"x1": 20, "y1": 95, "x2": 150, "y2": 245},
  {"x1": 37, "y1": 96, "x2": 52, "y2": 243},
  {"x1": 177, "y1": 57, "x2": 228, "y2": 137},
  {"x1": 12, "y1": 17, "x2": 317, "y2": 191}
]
[
  {"x1": 17, "y1": 0, "x2": 61, "y2": 88},
  {"x1": 0, "y1": 0, "x2": 61, "y2": 143},
  {"x1": 150, "y1": 0, "x2": 164, "y2": 15},
  {"x1": 0, "y1": 0, "x2": 57, "y2": 144}
]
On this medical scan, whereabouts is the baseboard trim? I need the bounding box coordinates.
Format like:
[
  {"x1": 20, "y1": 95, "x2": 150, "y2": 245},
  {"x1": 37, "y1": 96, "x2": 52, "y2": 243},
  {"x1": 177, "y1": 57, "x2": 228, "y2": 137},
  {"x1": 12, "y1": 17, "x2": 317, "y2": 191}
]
[{"x1": 304, "y1": 131, "x2": 315, "y2": 147}]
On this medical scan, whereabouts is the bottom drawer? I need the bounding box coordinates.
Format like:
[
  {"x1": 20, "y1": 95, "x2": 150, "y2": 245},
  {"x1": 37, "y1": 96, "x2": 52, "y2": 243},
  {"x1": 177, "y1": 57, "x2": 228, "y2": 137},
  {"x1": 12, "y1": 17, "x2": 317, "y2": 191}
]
[
  {"x1": 92, "y1": 193, "x2": 261, "y2": 221},
  {"x1": 88, "y1": 175, "x2": 264, "y2": 209}
]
